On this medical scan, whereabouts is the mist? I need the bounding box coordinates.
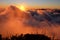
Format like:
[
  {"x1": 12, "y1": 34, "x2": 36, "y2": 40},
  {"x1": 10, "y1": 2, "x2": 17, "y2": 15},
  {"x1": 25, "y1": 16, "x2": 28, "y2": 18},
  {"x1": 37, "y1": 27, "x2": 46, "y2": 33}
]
[{"x1": 0, "y1": 6, "x2": 60, "y2": 39}]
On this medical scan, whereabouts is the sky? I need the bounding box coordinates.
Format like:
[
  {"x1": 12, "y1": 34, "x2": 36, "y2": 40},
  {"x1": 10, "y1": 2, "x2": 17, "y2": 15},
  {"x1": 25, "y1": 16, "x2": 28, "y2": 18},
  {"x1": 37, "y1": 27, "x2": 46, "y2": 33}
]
[{"x1": 0, "y1": 0, "x2": 60, "y2": 9}]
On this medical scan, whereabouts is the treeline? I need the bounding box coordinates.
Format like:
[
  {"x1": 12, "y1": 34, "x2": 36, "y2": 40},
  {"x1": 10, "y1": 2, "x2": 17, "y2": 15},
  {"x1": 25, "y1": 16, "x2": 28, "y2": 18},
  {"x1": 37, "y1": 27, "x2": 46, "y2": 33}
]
[{"x1": 0, "y1": 34, "x2": 51, "y2": 40}]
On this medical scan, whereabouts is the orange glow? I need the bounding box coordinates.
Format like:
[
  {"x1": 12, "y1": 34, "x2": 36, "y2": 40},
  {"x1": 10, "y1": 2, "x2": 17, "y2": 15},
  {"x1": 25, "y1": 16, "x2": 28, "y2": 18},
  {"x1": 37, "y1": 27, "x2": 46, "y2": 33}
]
[{"x1": 19, "y1": 5, "x2": 26, "y2": 12}]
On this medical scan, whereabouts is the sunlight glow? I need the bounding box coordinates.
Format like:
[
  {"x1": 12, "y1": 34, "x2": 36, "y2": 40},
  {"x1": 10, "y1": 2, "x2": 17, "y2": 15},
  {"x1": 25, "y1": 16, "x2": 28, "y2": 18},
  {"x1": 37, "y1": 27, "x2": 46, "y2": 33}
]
[{"x1": 19, "y1": 5, "x2": 26, "y2": 11}]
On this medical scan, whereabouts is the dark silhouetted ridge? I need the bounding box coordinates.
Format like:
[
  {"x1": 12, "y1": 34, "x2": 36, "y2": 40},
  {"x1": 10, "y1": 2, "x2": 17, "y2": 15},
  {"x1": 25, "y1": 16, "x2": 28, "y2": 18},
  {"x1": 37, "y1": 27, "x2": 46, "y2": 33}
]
[{"x1": 0, "y1": 34, "x2": 51, "y2": 40}]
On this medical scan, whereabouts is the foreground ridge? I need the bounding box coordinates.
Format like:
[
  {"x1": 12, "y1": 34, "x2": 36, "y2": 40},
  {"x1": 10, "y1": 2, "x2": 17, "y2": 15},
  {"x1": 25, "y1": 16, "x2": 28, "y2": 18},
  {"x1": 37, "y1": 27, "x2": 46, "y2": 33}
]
[{"x1": 0, "y1": 34, "x2": 51, "y2": 40}]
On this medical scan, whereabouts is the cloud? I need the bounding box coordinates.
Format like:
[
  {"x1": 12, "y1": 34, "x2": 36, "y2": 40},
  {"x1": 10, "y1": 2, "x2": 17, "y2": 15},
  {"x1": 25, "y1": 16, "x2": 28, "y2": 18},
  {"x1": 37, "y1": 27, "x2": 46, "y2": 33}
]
[
  {"x1": 23, "y1": 9, "x2": 60, "y2": 27},
  {"x1": 23, "y1": 10, "x2": 49, "y2": 27}
]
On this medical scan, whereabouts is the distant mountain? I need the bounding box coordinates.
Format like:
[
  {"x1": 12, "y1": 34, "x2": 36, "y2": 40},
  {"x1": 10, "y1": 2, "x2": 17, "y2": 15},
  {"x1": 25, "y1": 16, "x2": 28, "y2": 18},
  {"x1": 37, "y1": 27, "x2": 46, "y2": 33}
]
[
  {"x1": 4, "y1": 5, "x2": 26, "y2": 18},
  {"x1": 0, "y1": 5, "x2": 29, "y2": 25},
  {"x1": 0, "y1": 5, "x2": 30, "y2": 20}
]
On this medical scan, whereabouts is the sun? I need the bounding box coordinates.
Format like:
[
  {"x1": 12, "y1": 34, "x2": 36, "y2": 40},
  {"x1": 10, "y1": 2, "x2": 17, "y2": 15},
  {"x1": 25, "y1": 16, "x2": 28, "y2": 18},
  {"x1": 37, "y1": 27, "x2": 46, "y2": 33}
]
[{"x1": 19, "y1": 5, "x2": 26, "y2": 11}]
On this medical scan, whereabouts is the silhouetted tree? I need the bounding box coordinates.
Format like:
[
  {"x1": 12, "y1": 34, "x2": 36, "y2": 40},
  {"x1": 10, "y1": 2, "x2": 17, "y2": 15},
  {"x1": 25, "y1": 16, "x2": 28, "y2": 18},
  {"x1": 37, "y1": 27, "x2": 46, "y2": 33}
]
[
  {"x1": 0, "y1": 34, "x2": 2, "y2": 40},
  {"x1": 0, "y1": 34, "x2": 51, "y2": 40},
  {"x1": 11, "y1": 35, "x2": 17, "y2": 40},
  {"x1": 5, "y1": 37, "x2": 10, "y2": 40},
  {"x1": 17, "y1": 34, "x2": 23, "y2": 40},
  {"x1": 23, "y1": 34, "x2": 51, "y2": 40}
]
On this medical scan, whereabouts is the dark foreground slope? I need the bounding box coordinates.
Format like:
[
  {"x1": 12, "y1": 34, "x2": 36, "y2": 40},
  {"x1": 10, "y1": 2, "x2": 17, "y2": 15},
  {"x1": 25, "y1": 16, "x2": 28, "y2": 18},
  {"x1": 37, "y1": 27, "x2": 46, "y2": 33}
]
[{"x1": 0, "y1": 34, "x2": 51, "y2": 40}]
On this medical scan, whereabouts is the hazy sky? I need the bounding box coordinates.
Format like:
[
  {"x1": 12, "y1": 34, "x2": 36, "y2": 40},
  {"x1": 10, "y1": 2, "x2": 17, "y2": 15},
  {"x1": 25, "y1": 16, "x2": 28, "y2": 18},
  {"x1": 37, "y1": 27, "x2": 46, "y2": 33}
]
[{"x1": 0, "y1": 0, "x2": 60, "y2": 8}]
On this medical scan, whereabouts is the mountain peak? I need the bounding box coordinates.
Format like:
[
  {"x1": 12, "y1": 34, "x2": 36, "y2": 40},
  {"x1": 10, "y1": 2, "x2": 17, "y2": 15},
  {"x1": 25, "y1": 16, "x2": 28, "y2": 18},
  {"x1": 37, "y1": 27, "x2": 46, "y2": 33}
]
[
  {"x1": 2, "y1": 5, "x2": 27, "y2": 18},
  {"x1": 7, "y1": 5, "x2": 19, "y2": 11}
]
